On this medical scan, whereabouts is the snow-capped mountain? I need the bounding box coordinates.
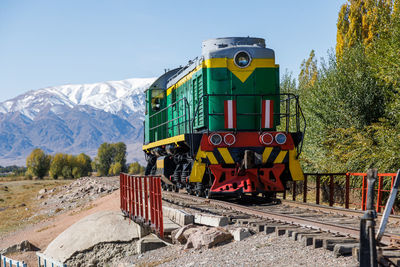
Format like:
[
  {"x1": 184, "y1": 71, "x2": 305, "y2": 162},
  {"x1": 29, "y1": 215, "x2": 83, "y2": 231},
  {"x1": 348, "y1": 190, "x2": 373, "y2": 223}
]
[{"x1": 0, "y1": 78, "x2": 156, "y2": 166}]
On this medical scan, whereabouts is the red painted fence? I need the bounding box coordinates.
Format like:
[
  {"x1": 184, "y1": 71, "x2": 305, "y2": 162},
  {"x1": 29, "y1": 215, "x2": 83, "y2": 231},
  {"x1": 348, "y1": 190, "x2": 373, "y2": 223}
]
[
  {"x1": 120, "y1": 173, "x2": 164, "y2": 238},
  {"x1": 284, "y1": 172, "x2": 398, "y2": 213}
]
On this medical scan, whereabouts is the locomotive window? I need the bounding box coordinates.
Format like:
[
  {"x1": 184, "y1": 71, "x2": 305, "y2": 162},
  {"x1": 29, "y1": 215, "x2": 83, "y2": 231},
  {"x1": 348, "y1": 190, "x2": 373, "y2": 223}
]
[{"x1": 151, "y1": 89, "x2": 164, "y2": 111}]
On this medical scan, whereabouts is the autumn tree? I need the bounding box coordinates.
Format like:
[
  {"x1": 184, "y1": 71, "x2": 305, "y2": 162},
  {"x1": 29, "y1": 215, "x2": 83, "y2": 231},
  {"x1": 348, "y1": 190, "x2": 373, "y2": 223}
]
[
  {"x1": 128, "y1": 161, "x2": 145, "y2": 175},
  {"x1": 26, "y1": 148, "x2": 51, "y2": 179},
  {"x1": 299, "y1": 0, "x2": 400, "y2": 173},
  {"x1": 336, "y1": 0, "x2": 393, "y2": 57},
  {"x1": 49, "y1": 153, "x2": 68, "y2": 179},
  {"x1": 109, "y1": 162, "x2": 122, "y2": 176},
  {"x1": 298, "y1": 50, "x2": 318, "y2": 90},
  {"x1": 113, "y1": 142, "x2": 127, "y2": 173},
  {"x1": 75, "y1": 153, "x2": 92, "y2": 177},
  {"x1": 93, "y1": 142, "x2": 127, "y2": 176}
]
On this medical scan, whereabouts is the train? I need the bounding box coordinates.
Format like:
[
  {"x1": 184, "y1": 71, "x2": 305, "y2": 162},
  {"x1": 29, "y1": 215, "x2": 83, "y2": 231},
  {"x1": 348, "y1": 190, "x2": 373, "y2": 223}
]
[{"x1": 143, "y1": 37, "x2": 305, "y2": 198}]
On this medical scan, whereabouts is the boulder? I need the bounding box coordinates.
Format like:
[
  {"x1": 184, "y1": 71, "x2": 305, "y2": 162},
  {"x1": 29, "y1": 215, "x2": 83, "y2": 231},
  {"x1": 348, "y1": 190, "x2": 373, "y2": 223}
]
[
  {"x1": 173, "y1": 224, "x2": 203, "y2": 244},
  {"x1": 1, "y1": 240, "x2": 39, "y2": 255},
  {"x1": 184, "y1": 227, "x2": 233, "y2": 250}
]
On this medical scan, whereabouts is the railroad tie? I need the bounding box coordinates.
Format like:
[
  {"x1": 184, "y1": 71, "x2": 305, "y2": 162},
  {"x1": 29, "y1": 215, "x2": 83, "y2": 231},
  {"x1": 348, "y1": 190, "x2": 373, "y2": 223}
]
[
  {"x1": 275, "y1": 226, "x2": 301, "y2": 237},
  {"x1": 322, "y1": 238, "x2": 358, "y2": 251},
  {"x1": 291, "y1": 231, "x2": 321, "y2": 241},
  {"x1": 333, "y1": 243, "x2": 359, "y2": 257}
]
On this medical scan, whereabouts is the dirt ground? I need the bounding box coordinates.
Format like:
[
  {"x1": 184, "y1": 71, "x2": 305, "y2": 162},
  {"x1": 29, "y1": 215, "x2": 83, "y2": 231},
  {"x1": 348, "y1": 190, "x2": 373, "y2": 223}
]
[{"x1": 0, "y1": 176, "x2": 120, "y2": 266}]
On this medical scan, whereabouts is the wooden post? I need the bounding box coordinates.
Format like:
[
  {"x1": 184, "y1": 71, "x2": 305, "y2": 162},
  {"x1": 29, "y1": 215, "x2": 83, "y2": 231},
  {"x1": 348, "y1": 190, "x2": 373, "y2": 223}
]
[
  {"x1": 345, "y1": 173, "x2": 350, "y2": 209},
  {"x1": 329, "y1": 175, "x2": 334, "y2": 206},
  {"x1": 303, "y1": 174, "x2": 308, "y2": 203},
  {"x1": 316, "y1": 175, "x2": 320, "y2": 205}
]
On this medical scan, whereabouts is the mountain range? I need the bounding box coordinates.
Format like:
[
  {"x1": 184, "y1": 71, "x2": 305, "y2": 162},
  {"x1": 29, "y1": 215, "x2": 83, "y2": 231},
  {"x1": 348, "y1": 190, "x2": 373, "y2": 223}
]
[{"x1": 0, "y1": 78, "x2": 156, "y2": 166}]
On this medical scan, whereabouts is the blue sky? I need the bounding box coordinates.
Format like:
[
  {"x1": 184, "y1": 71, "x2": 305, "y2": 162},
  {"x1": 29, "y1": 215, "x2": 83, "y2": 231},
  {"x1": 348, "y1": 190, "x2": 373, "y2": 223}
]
[{"x1": 0, "y1": 0, "x2": 345, "y2": 102}]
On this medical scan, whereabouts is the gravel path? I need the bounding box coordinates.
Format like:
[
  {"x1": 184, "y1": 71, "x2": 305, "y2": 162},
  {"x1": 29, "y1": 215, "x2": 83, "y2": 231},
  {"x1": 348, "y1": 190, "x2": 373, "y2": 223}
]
[{"x1": 123, "y1": 232, "x2": 358, "y2": 267}]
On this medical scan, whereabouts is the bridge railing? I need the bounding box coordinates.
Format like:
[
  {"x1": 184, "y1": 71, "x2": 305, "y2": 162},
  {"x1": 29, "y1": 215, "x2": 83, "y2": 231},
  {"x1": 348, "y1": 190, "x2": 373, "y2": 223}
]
[
  {"x1": 0, "y1": 254, "x2": 26, "y2": 267},
  {"x1": 120, "y1": 173, "x2": 164, "y2": 238}
]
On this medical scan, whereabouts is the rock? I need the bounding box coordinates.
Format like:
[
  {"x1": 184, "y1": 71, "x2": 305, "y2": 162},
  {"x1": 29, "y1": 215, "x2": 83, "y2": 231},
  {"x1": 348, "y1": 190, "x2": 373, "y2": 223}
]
[
  {"x1": 1, "y1": 240, "x2": 40, "y2": 254},
  {"x1": 173, "y1": 224, "x2": 201, "y2": 244},
  {"x1": 184, "y1": 227, "x2": 233, "y2": 250},
  {"x1": 38, "y1": 188, "x2": 47, "y2": 194},
  {"x1": 229, "y1": 227, "x2": 253, "y2": 241},
  {"x1": 37, "y1": 195, "x2": 44, "y2": 200}
]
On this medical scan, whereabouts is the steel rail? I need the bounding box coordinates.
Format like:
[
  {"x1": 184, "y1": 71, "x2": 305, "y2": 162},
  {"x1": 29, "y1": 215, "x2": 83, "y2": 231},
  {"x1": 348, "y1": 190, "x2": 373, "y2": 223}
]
[
  {"x1": 162, "y1": 191, "x2": 400, "y2": 246},
  {"x1": 280, "y1": 199, "x2": 400, "y2": 224}
]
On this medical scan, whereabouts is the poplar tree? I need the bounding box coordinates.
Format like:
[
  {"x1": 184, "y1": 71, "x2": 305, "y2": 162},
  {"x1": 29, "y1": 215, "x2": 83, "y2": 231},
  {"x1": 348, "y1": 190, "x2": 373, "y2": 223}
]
[
  {"x1": 298, "y1": 50, "x2": 318, "y2": 90},
  {"x1": 26, "y1": 148, "x2": 51, "y2": 179},
  {"x1": 336, "y1": 0, "x2": 392, "y2": 57}
]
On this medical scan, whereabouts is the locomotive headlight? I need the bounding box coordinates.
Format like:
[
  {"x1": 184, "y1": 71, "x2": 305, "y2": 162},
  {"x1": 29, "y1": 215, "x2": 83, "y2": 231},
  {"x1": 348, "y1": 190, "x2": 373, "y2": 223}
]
[
  {"x1": 275, "y1": 133, "x2": 287, "y2": 145},
  {"x1": 234, "y1": 51, "x2": 251, "y2": 68},
  {"x1": 223, "y1": 133, "x2": 236, "y2": 146},
  {"x1": 259, "y1": 133, "x2": 274, "y2": 145},
  {"x1": 209, "y1": 133, "x2": 223, "y2": 146}
]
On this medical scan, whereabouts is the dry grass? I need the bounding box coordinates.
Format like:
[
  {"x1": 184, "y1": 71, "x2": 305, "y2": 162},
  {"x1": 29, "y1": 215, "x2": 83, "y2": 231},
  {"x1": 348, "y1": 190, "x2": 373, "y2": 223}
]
[
  {"x1": 36, "y1": 224, "x2": 56, "y2": 233},
  {"x1": 0, "y1": 179, "x2": 72, "y2": 235}
]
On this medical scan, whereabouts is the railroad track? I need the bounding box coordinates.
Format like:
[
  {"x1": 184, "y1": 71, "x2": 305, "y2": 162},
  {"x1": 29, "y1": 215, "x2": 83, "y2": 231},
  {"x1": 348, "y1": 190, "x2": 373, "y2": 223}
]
[{"x1": 162, "y1": 191, "x2": 400, "y2": 265}]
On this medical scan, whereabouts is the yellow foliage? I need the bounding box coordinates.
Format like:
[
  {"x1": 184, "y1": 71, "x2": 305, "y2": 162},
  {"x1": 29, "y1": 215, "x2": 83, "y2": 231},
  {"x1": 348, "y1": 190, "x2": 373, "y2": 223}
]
[
  {"x1": 299, "y1": 50, "x2": 318, "y2": 90},
  {"x1": 336, "y1": 0, "x2": 393, "y2": 58}
]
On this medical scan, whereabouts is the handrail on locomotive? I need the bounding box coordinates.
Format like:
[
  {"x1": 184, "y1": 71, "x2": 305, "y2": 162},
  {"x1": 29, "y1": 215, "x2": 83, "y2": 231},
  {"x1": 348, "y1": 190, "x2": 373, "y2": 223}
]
[{"x1": 145, "y1": 92, "x2": 306, "y2": 159}]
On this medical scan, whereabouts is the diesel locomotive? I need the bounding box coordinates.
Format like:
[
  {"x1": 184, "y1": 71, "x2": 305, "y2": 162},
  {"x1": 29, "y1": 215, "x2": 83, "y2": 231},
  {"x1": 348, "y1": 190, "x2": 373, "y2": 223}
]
[{"x1": 143, "y1": 37, "x2": 305, "y2": 198}]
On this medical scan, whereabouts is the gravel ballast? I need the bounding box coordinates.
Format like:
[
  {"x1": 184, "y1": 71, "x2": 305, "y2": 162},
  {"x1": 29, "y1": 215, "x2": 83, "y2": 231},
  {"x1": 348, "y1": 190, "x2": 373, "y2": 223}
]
[{"x1": 120, "y1": 232, "x2": 358, "y2": 267}]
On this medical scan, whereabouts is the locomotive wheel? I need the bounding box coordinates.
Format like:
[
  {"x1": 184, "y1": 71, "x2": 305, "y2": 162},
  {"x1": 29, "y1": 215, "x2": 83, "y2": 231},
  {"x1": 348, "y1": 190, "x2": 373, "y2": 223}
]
[
  {"x1": 173, "y1": 185, "x2": 179, "y2": 193},
  {"x1": 195, "y1": 190, "x2": 204, "y2": 197},
  {"x1": 186, "y1": 187, "x2": 193, "y2": 195},
  {"x1": 204, "y1": 188, "x2": 211, "y2": 199}
]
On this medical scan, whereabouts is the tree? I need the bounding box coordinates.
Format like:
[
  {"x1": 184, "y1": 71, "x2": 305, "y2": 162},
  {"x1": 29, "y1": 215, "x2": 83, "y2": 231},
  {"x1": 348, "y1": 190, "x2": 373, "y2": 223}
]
[
  {"x1": 94, "y1": 143, "x2": 114, "y2": 176},
  {"x1": 336, "y1": 0, "x2": 393, "y2": 57},
  {"x1": 26, "y1": 148, "x2": 51, "y2": 179},
  {"x1": 62, "y1": 165, "x2": 73, "y2": 179},
  {"x1": 75, "y1": 153, "x2": 92, "y2": 177},
  {"x1": 93, "y1": 142, "x2": 127, "y2": 176},
  {"x1": 113, "y1": 142, "x2": 127, "y2": 173},
  {"x1": 128, "y1": 161, "x2": 144, "y2": 175},
  {"x1": 109, "y1": 162, "x2": 122, "y2": 176},
  {"x1": 298, "y1": 50, "x2": 318, "y2": 90},
  {"x1": 49, "y1": 153, "x2": 67, "y2": 179}
]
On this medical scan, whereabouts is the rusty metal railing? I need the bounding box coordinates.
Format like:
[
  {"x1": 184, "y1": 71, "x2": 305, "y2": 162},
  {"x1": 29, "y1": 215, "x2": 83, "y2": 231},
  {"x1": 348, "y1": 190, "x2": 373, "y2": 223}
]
[
  {"x1": 120, "y1": 173, "x2": 164, "y2": 238},
  {"x1": 282, "y1": 172, "x2": 399, "y2": 213}
]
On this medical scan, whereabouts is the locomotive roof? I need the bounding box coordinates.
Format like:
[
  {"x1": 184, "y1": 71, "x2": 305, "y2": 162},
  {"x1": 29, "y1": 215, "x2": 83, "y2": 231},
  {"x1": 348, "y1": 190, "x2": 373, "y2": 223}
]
[
  {"x1": 146, "y1": 67, "x2": 182, "y2": 92},
  {"x1": 163, "y1": 37, "x2": 275, "y2": 89}
]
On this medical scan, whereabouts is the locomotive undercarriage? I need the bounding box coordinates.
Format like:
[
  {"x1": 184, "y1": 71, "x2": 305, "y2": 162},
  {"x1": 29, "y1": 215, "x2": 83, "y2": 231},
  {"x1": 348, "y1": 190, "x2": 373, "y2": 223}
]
[{"x1": 145, "y1": 139, "x2": 293, "y2": 199}]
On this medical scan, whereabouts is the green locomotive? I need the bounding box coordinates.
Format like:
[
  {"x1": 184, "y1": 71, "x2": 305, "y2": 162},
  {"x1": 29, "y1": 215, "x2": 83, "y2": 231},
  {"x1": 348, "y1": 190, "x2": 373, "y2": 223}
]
[{"x1": 143, "y1": 37, "x2": 305, "y2": 198}]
